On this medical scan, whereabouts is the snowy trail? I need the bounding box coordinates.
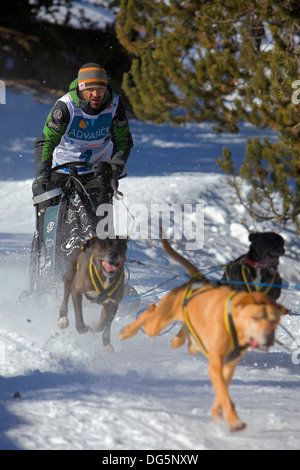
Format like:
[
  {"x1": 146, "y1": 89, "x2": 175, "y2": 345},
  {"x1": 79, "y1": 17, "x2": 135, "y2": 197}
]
[
  {"x1": 0, "y1": 86, "x2": 300, "y2": 449},
  {"x1": 0, "y1": 175, "x2": 299, "y2": 450}
]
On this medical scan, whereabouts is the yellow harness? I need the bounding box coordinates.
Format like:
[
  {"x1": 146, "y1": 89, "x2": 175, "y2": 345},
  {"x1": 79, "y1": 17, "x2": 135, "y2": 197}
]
[
  {"x1": 224, "y1": 263, "x2": 276, "y2": 295},
  {"x1": 182, "y1": 275, "x2": 211, "y2": 358},
  {"x1": 182, "y1": 277, "x2": 249, "y2": 363},
  {"x1": 241, "y1": 264, "x2": 276, "y2": 295},
  {"x1": 87, "y1": 255, "x2": 124, "y2": 304}
]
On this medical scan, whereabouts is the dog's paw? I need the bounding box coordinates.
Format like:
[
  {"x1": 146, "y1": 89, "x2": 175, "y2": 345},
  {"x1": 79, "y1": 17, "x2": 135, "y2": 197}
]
[
  {"x1": 102, "y1": 344, "x2": 115, "y2": 354},
  {"x1": 171, "y1": 328, "x2": 185, "y2": 349},
  {"x1": 57, "y1": 317, "x2": 69, "y2": 330},
  {"x1": 76, "y1": 323, "x2": 90, "y2": 334},
  {"x1": 229, "y1": 420, "x2": 247, "y2": 433},
  {"x1": 90, "y1": 322, "x2": 104, "y2": 334},
  {"x1": 188, "y1": 344, "x2": 199, "y2": 355}
]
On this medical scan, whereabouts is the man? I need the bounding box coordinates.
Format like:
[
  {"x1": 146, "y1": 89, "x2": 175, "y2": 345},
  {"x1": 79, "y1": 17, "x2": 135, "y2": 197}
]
[
  {"x1": 28, "y1": 63, "x2": 133, "y2": 290},
  {"x1": 34, "y1": 63, "x2": 133, "y2": 205}
]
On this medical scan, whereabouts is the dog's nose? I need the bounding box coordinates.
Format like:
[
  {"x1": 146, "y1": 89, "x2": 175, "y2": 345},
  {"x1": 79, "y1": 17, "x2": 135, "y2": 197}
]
[
  {"x1": 109, "y1": 251, "x2": 124, "y2": 265},
  {"x1": 264, "y1": 329, "x2": 275, "y2": 346}
]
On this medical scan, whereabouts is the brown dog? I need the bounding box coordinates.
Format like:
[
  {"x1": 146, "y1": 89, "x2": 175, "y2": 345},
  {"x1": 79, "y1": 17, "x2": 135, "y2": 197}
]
[
  {"x1": 119, "y1": 236, "x2": 288, "y2": 432},
  {"x1": 58, "y1": 236, "x2": 127, "y2": 353}
]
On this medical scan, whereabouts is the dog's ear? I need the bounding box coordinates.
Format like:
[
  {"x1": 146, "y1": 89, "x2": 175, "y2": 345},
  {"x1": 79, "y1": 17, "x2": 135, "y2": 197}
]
[
  {"x1": 81, "y1": 238, "x2": 89, "y2": 252},
  {"x1": 276, "y1": 304, "x2": 289, "y2": 316},
  {"x1": 249, "y1": 232, "x2": 260, "y2": 243},
  {"x1": 82, "y1": 235, "x2": 99, "y2": 251},
  {"x1": 235, "y1": 292, "x2": 289, "y2": 316},
  {"x1": 116, "y1": 235, "x2": 128, "y2": 246}
]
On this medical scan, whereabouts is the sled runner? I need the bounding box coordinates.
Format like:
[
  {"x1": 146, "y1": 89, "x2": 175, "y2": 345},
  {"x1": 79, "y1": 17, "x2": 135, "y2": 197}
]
[{"x1": 25, "y1": 161, "x2": 125, "y2": 297}]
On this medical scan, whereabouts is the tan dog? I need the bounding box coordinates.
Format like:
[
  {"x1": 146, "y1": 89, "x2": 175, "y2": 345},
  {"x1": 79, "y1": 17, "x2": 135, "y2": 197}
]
[
  {"x1": 58, "y1": 236, "x2": 127, "y2": 353},
  {"x1": 119, "y1": 236, "x2": 288, "y2": 432}
]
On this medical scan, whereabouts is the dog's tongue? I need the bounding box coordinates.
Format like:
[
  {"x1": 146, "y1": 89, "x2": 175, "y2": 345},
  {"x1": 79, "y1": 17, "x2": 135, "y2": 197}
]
[
  {"x1": 102, "y1": 261, "x2": 119, "y2": 273},
  {"x1": 102, "y1": 259, "x2": 126, "y2": 272},
  {"x1": 250, "y1": 338, "x2": 260, "y2": 349}
]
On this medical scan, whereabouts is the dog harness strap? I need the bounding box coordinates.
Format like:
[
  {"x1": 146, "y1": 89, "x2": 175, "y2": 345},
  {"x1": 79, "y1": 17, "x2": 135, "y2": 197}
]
[
  {"x1": 182, "y1": 279, "x2": 249, "y2": 363},
  {"x1": 224, "y1": 291, "x2": 249, "y2": 364},
  {"x1": 242, "y1": 264, "x2": 276, "y2": 295},
  {"x1": 182, "y1": 283, "x2": 209, "y2": 358},
  {"x1": 241, "y1": 265, "x2": 253, "y2": 293},
  {"x1": 223, "y1": 265, "x2": 230, "y2": 282},
  {"x1": 224, "y1": 291, "x2": 238, "y2": 350},
  {"x1": 89, "y1": 255, "x2": 124, "y2": 303}
]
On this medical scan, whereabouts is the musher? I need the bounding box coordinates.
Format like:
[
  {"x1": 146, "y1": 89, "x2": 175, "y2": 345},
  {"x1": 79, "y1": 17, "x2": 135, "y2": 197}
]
[{"x1": 33, "y1": 63, "x2": 133, "y2": 206}]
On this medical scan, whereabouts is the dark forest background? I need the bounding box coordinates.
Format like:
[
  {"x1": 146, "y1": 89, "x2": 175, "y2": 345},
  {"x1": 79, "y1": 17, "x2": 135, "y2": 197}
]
[{"x1": 0, "y1": 0, "x2": 131, "y2": 99}]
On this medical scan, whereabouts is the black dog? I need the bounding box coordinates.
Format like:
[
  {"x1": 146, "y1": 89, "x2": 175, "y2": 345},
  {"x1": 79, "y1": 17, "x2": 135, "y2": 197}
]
[
  {"x1": 222, "y1": 232, "x2": 285, "y2": 300},
  {"x1": 58, "y1": 236, "x2": 128, "y2": 353}
]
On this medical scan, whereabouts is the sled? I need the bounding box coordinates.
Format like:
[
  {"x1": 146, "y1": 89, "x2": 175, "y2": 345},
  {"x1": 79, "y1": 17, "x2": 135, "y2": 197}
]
[{"x1": 25, "y1": 161, "x2": 125, "y2": 298}]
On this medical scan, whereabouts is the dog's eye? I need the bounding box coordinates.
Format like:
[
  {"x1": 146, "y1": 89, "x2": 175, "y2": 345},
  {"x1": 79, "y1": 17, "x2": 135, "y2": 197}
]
[
  {"x1": 253, "y1": 314, "x2": 267, "y2": 321},
  {"x1": 253, "y1": 316, "x2": 263, "y2": 321}
]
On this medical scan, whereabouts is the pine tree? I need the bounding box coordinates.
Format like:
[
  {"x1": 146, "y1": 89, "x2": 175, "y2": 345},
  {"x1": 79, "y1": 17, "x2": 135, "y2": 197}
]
[
  {"x1": 116, "y1": 0, "x2": 300, "y2": 129},
  {"x1": 116, "y1": 0, "x2": 300, "y2": 230},
  {"x1": 218, "y1": 52, "x2": 300, "y2": 232}
]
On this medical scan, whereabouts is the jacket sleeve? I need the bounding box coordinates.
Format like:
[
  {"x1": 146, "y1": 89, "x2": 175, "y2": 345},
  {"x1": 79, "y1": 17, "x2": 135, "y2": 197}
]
[
  {"x1": 110, "y1": 98, "x2": 133, "y2": 165},
  {"x1": 34, "y1": 100, "x2": 70, "y2": 179}
]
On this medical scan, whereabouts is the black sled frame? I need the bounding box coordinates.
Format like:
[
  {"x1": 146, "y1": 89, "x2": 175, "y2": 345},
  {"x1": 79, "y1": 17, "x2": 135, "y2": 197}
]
[{"x1": 25, "y1": 161, "x2": 125, "y2": 298}]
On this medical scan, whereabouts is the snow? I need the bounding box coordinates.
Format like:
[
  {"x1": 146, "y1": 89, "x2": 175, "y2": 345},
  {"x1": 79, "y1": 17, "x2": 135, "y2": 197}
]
[
  {"x1": 33, "y1": 0, "x2": 115, "y2": 30},
  {"x1": 0, "y1": 91, "x2": 300, "y2": 449}
]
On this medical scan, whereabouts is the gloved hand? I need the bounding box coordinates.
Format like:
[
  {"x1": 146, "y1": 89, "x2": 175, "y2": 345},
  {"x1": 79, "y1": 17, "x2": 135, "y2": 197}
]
[
  {"x1": 111, "y1": 151, "x2": 126, "y2": 166},
  {"x1": 110, "y1": 151, "x2": 126, "y2": 177},
  {"x1": 33, "y1": 175, "x2": 50, "y2": 193}
]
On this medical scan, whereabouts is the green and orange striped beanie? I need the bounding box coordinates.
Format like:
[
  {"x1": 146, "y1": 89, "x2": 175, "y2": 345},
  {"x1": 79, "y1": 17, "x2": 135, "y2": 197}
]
[{"x1": 78, "y1": 63, "x2": 108, "y2": 91}]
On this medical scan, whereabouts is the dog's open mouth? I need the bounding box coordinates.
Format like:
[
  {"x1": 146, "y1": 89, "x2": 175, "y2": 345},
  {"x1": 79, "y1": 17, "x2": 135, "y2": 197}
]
[
  {"x1": 102, "y1": 259, "x2": 126, "y2": 273},
  {"x1": 250, "y1": 338, "x2": 271, "y2": 352},
  {"x1": 245, "y1": 254, "x2": 279, "y2": 268}
]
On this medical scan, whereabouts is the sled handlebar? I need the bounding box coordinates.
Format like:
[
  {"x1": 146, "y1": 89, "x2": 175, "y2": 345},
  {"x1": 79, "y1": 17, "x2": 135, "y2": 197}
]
[
  {"x1": 51, "y1": 160, "x2": 127, "y2": 195},
  {"x1": 33, "y1": 162, "x2": 127, "y2": 206},
  {"x1": 51, "y1": 161, "x2": 127, "y2": 179}
]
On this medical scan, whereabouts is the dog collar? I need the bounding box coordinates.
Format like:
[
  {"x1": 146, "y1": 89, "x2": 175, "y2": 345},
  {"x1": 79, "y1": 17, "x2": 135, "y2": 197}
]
[{"x1": 244, "y1": 256, "x2": 278, "y2": 268}]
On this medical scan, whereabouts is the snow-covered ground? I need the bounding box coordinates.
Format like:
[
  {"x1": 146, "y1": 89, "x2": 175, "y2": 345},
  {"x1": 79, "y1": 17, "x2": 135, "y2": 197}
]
[{"x1": 0, "y1": 81, "x2": 300, "y2": 450}]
